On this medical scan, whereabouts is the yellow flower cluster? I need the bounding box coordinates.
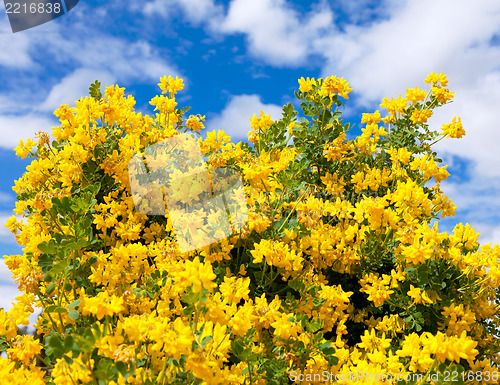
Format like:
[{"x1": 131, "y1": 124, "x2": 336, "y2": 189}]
[
  {"x1": 397, "y1": 331, "x2": 479, "y2": 372},
  {"x1": 81, "y1": 291, "x2": 126, "y2": 320},
  {"x1": 360, "y1": 273, "x2": 394, "y2": 308},
  {"x1": 0, "y1": 358, "x2": 46, "y2": 385},
  {"x1": 1, "y1": 72, "x2": 499, "y2": 384},
  {"x1": 442, "y1": 116, "x2": 465, "y2": 138}
]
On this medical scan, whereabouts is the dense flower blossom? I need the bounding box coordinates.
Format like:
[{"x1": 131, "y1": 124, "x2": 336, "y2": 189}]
[{"x1": 2, "y1": 73, "x2": 499, "y2": 384}]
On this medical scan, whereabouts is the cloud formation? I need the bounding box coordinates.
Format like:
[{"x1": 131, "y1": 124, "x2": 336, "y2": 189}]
[
  {"x1": 0, "y1": 3, "x2": 182, "y2": 149},
  {"x1": 216, "y1": 0, "x2": 334, "y2": 66},
  {"x1": 206, "y1": 94, "x2": 283, "y2": 140}
]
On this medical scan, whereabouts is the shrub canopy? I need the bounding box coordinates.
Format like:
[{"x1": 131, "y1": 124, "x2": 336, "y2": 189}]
[{"x1": 2, "y1": 73, "x2": 500, "y2": 384}]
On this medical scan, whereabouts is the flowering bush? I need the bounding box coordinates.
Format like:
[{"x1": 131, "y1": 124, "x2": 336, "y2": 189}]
[{"x1": 2, "y1": 72, "x2": 500, "y2": 384}]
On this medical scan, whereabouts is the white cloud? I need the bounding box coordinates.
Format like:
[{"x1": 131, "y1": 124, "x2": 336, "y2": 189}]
[
  {"x1": 38, "y1": 68, "x2": 116, "y2": 113},
  {"x1": 0, "y1": 114, "x2": 56, "y2": 150},
  {"x1": 0, "y1": 284, "x2": 23, "y2": 312},
  {"x1": 206, "y1": 94, "x2": 283, "y2": 140},
  {"x1": 138, "y1": 0, "x2": 335, "y2": 66},
  {"x1": 0, "y1": 94, "x2": 24, "y2": 115},
  {"x1": 430, "y1": 71, "x2": 500, "y2": 178},
  {"x1": 0, "y1": 259, "x2": 23, "y2": 312},
  {"x1": 179, "y1": 0, "x2": 223, "y2": 24},
  {"x1": 0, "y1": 22, "x2": 34, "y2": 68},
  {"x1": 317, "y1": 0, "x2": 500, "y2": 104},
  {"x1": 0, "y1": 7, "x2": 183, "y2": 148},
  {"x1": 441, "y1": 176, "x2": 500, "y2": 216},
  {"x1": 476, "y1": 224, "x2": 500, "y2": 249},
  {"x1": 216, "y1": 0, "x2": 334, "y2": 66},
  {"x1": 0, "y1": 257, "x2": 14, "y2": 283},
  {"x1": 36, "y1": 35, "x2": 181, "y2": 86}
]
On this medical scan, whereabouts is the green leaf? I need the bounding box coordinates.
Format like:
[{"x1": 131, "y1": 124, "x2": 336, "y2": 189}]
[
  {"x1": 273, "y1": 217, "x2": 287, "y2": 231},
  {"x1": 45, "y1": 305, "x2": 67, "y2": 314},
  {"x1": 50, "y1": 260, "x2": 69, "y2": 275},
  {"x1": 46, "y1": 283, "x2": 57, "y2": 295},
  {"x1": 116, "y1": 361, "x2": 128, "y2": 376},
  {"x1": 38, "y1": 240, "x2": 57, "y2": 255},
  {"x1": 231, "y1": 338, "x2": 245, "y2": 357},
  {"x1": 68, "y1": 300, "x2": 81, "y2": 310},
  {"x1": 325, "y1": 355, "x2": 339, "y2": 365},
  {"x1": 92, "y1": 322, "x2": 102, "y2": 339},
  {"x1": 89, "y1": 80, "x2": 103, "y2": 100},
  {"x1": 44, "y1": 305, "x2": 58, "y2": 313},
  {"x1": 64, "y1": 335, "x2": 74, "y2": 352},
  {"x1": 201, "y1": 335, "x2": 212, "y2": 347},
  {"x1": 65, "y1": 239, "x2": 89, "y2": 252},
  {"x1": 61, "y1": 196, "x2": 71, "y2": 211},
  {"x1": 323, "y1": 347, "x2": 336, "y2": 355},
  {"x1": 68, "y1": 310, "x2": 79, "y2": 321},
  {"x1": 48, "y1": 334, "x2": 63, "y2": 351},
  {"x1": 84, "y1": 328, "x2": 96, "y2": 345},
  {"x1": 38, "y1": 254, "x2": 53, "y2": 269},
  {"x1": 319, "y1": 342, "x2": 331, "y2": 351}
]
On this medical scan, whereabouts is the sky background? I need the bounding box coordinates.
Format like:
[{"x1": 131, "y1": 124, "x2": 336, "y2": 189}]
[{"x1": 1, "y1": 0, "x2": 500, "y2": 320}]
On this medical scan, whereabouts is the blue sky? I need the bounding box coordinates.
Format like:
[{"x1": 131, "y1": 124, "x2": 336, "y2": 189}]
[{"x1": 1, "y1": 0, "x2": 500, "y2": 314}]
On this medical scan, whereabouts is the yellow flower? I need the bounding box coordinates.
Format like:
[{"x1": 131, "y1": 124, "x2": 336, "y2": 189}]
[
  {"x1": 388, "y1": 147, "x2": 412, "y2": 165},
  {"x1": 0, "y1": 356, "x2": 46, "y2": 384},
  {"x1": 149, "y1": 95, "x2": 177, "y2": 114},
  {"x1": 250, "y1": 239, "x2": 303, "y2": 272},
  {"x1": 407, "y1": 284, "x2": 433, "y2": 305},
  {"x1": 220, "y1": 276, "x2": 250, "y2": 304},
  {"x1": 441, "y1": 117, "x2": 465, "y2": 138},
  {"x1": 52, "y1": 356, "x2": 95, "y2": 385},
  {"x1": 158, "y1": 75, "x2": 184, "y2": 95},
  {"x1": 319, "y1": 75, "x2": 352, "y2": 99},
  {"x1": 449, "y1": 222, "x2": 479, "y2": 251},
  {"x1": 13, "y1": 138, "x2": 36, "y2": 159},
  {"x1": 7, "y1": 334, "x2": 42, "y2": 365},
  {"x1": 361, "y1": 110, "x2": 382, "y2": 124},
  {"x1": 405, "y1": 86, "x2": 428, "y2": 104},
  {"x1": 186, "y1": 114, "x2": 206, "y2": 132},
  {"x1": 8, "y1": 293, "x2": 35, "y2": 325},
  {"x1": 440, "y1": 304, "x2": 476, "y2": 335},
  {"x1": 424, "y1": 71, "x2": 448, "y2": 86},
  {"x1": 380, "y1": 95, "x2": 407, "y2": 116},
  {"x1": 0, "y1": 309, "x2": 18, "y2": 340},
  {"x1": 4, "y1": 216, "x2": 22, "y2": 234},
  {"x1": 5, "y1": 72, "x2": 498, "y2": 384},
  {"x1": 410, "y1": 108, "x2": 433, "y2": 124},
  {"x1": 421, "y1": 331, "x2": 478, "y2": 363},
  {"x1": 431, "y1": 85, "x2": 455, "y2": 103},
  {"x1": 173, "y1": 257, "x2": 217, "y2": 293},
  {"x1": 81, "y1": 291, "x2": 125, "y2": 320},
  {"x1": 357, "y1": 328, "x2": 391, "y2": 353},
  {"x1": 249, "y1": 110, "x2": 273, "y2": 133},
  {"x1": 271, "y1": 312, "x2": 301, "y2": 340},
  {"x1": 298, "y1": 77, "x2": 316, "y2": 93},
  {"x1": 229, "y1": 301, "x2": 256, "y2": 337},
  {"x1": 359, "y1": 273, "x2": 394, "y2": 307}
]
